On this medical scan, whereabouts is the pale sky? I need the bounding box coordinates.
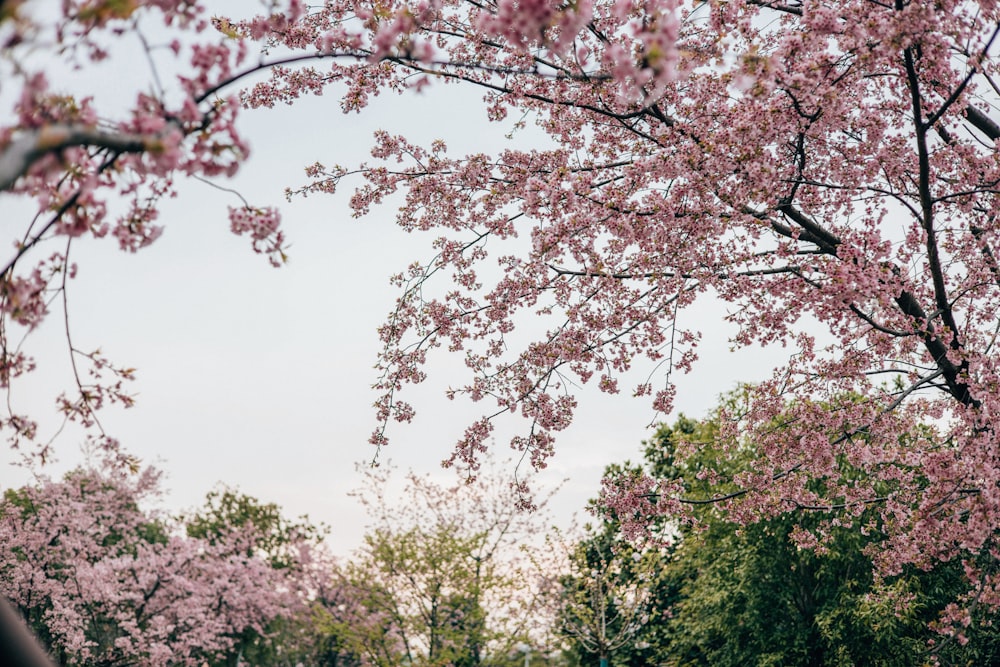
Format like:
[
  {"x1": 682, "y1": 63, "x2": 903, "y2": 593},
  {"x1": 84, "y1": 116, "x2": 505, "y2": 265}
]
[{"x1": 1, "y1": 3, "x2": 788, "y2": 555}]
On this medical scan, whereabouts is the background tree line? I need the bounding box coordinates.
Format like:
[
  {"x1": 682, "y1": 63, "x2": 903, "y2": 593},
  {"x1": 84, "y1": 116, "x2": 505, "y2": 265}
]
[{"x1": 7, "y1": 392, "x2": 1000, "y2": 666}]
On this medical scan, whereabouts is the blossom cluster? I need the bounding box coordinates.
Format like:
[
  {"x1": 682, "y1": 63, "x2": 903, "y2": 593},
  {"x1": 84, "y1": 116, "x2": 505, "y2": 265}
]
[{"x1": 0, "y1": 466, "x2": 309, "y2": 665}]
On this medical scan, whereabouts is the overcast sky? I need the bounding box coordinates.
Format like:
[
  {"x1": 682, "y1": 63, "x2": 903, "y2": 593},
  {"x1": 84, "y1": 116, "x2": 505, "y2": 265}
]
[{"x1": 1, "y1": 5, "x2": 788, "y2": 554}]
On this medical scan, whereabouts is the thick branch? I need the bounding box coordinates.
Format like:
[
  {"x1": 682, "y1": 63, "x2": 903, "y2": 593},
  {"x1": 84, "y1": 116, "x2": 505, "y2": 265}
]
[
  {"x1": 747, "y1": 0, "x2": 803, "y2": 15},
  {"x1": 0, "y1": 126, "x2": 153, "y2": 192},
  {"x1": 774, "y1": 204, "x2": 842, "y2": 252},
  {"x1": 924, "y1": 24, "x2": 1000, "y2": 130},
  {"x1": 893, "y1": 289, "x2": 976, "y2": 407},
  {"x1": 901, "y1": 34, "x2": 970, "y2": 410},
  {"x1": 965, "y1": 105, "x2": 1000, "y2": 140}
]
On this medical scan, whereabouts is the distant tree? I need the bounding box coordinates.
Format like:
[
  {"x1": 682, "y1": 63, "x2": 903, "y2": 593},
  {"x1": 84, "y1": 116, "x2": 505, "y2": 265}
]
[
  {"x1": 182, "y1": 486, "x2": 333, "y2": 666},
  {"x1": 0, "y1": 466, "x2": 313, "y2": 666},
  {"x1": 338, "y1": 460, "x2": 562, "y2": 666},
  {"x1": 343, "y1": 524, "x2": 488, "y2": 666},
  {"x1": 558, "y1": 522, "x2": 669, "y2": 667},
  {"x1": 185, "y1": 486, "x2": 326, "y2": 571},
  {"x1": 605, "y1": 399, "x2": 1000, "y2": 666}
]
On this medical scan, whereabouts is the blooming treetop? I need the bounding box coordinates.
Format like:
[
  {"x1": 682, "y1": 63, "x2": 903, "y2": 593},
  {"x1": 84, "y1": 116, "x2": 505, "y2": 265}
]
[
  {"x1": 0, "y1": 466, "x2": 311, "y2": 665},
  {"x1": 5, "y1": 0, "x2": 1000, "y2": 641}
]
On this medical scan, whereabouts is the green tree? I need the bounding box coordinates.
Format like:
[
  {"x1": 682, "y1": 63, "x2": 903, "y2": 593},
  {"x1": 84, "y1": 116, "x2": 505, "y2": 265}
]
[
  {"x1": 335, "y1": 461, "x2": 562, "y2": 666},
  {"x1": 340, "y1": 524, "x2": 489, "y2": 666},
  {"x1": 185, "y1": 487, "x2": 325, "y2": 569},
  {"x1": 661, "y1": 402, "x2": 1000, "y2": 666},
  {"x1": 558, "y1": 519, "x2": 675, "y2": 667},
  {"x1": 576, "y1": 395, "x2": 1000, "y2": 666},
  {"x1": 556, "y1": 410, "x2": 727, "y2": 667}
]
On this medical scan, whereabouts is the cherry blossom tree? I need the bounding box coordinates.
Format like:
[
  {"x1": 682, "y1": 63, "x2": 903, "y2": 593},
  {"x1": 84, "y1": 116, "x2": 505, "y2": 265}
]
[
  {"x1": 278, "y1": 0, "x2": 1000, "y2": 640},
  {"x1": 0, "y1": 465, "x2": 314, "y2": 666},
  {"x1": 295, "y1": 0, "x2": 1000, "y2": 640},
  {"x1": 7, "y1": 0, "x2": 1000, "y2": 646}
]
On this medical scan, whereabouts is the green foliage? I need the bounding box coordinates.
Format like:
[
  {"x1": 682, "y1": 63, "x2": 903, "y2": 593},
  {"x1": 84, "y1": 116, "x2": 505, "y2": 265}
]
[
  {"x1": 330, "y1": 461, "x2": 562, "y2": 666},
  {"x1": 185, "y1": 486, "x2": 325, "y2": 569},
  {"x1": 339, "y1": 523, "x2": 495, "y2": 666},
  {"x1": 558, "y1": 516, "x2": 678, "y2": 666},
  {"x1": 301, "y1": 601, "x2": 367, "y2": 667},
  {"x1": 645, "y1": 399, "x2": 1000, "y2": 666},
  {"x1": 568, "y1": 393, "x2": 1000, "y2": 666},
  {"x1": 2, "y1": 487, "x2": 36, "y2": 515}
]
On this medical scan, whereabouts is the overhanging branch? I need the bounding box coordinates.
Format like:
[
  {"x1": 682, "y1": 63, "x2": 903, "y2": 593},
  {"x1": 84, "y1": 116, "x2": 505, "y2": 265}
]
[{"x1": 0, "y1": 126, "x2": 153, "y2": 193}]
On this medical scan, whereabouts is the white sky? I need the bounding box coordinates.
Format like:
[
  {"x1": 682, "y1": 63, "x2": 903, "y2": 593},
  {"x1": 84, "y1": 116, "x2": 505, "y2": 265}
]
[{"x1": 1, "y1": 3, "x2": 788, "y2": 555}]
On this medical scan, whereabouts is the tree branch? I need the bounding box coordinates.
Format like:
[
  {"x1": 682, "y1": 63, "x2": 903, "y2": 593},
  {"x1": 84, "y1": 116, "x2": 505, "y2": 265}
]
[
  {"x1": 965, "y1": 104, "x2": 1000, "y2": 140},
  {"x1": 0, "y1": 126, "x2": 153, "y2": 193}
]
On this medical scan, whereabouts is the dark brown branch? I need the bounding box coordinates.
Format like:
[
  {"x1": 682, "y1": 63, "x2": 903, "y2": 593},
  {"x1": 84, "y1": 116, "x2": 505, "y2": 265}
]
[
  {"x1": 747, "y1": 0, "x2": 803, "y2": 15},
  {"x1": 902, "y1": 30, "x2": 968, "y2": 393},
  {"x1": 847, "y1": 304, "x2": 914, "y2": 337},
  {"x1": 775, "y1": 204, "x2": 842, "y2": 252},
  {"x1": 787, "y1": 496, "x2": 889, "y2": 511},
  {"x1": 965, "y1": 104, "x2": 1000, "y2": 140},
  {"x1": 0, "y1": 126, "x2": 151, "y2": 193},
  {"x1": 924, "y1": 23, "x2": 1000, "y2": 130},
  {"x1": 1, "y1": 152, "x2": 121, "y2": 278},
  {"x1": 547, "y1": 264, "x2": 802, "y2": 281},
  {"x1": 893, "y1": 288, "x2": 976, "y2": 407}
]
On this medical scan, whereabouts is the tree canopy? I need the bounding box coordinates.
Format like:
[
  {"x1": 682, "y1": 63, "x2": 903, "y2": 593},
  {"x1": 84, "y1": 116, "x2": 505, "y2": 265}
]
[{"x1": 336, "y1": 461, "x2": 562, "y2": 666}]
